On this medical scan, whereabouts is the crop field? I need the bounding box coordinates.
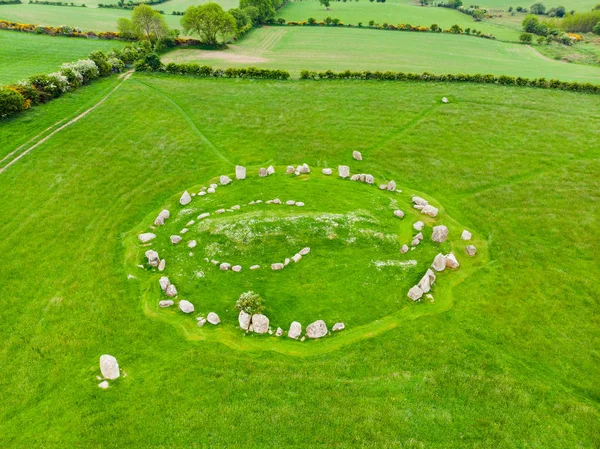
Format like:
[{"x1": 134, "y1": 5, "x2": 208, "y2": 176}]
[
  {"x1": 164, "y1": 26, "x2": 600, "y2": 80},
  {"x1": 0, "y1": 29, "x2": 125, "y2": 84},
  {"x1": 1, "y1": 74, "x2": 599, "y2": 447}
]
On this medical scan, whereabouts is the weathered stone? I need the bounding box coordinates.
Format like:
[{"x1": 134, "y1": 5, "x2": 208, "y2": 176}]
[
  {"x1": 188, "y1": 240, "x2": 197, "y2": 248},
  {"x1": 220, "y1": 262, "x2": 231, "y2": 271},
  {"x1": 267, "y1": 165, "x2": 275, "y2": 175},
  {"x1": 379, "y1": 184, "x2": 387, "y2": 190},
  {"x1": 432, "y1": 225, "x2": 449, "y2": 243},
  {"x1": 220, "y1": 175, "x2": 232, "y2": 185},
  {"x1": 154, "y1": 209, "x2": 170, "y2": 226},
  {"x1": 145, "y1": 250, "x2": 160, "y2": 266},
  {"x1": 275, "y1": 327, "x2": 283, "y2": 337},
  {"x1": 351, "y1": 174, "x2": 361, "y2": 181},
  {"x1": 338, "y1": 165, "x2": 350, "y2": 178},
  {"x1": 393, "y1": 210, "x2": 404, "y2": 219},
  {"x1": 415, "y1": 232, "x2": 424, "y2": 241},
  {"x1": 299, "y1": 247, "x2": 310, "y2": 256},
  {"x1": 170, "y1": 235, "x2": 182, "y2": 245},
  {"x1": 158, "y1": 259, "x2": 166, "y2": 271},
  {"x1": 365, "y1": 174, "x2": 375, "y2": 184},
  {"x1": 198, "y1": 191, "x2": 207, "y2": 196},
  {"x1": 138, "y1": 233, "x2": 156, "y2": 243},
  {"x1": 286, "y1": 165, "x2": 295, "y2": 174},
  {"x1": 292, "y1": 253, "x2": 302, "y2": 263},
  {"x1": 284, "y1": 258, "x2": 290, "y2": 266},
  {"x1": 232, "y1": 265, "x2": 242, "y2": 272},
  {"x1": 387, "y1": 180, "x2": 396, "y2": 191},
  {"x1": 359, "y1": 174, "x2": 366, "y2": 182},
  {"x1": 353, "y1": 151, "x2": 363, "y2": 161},
  {"x1": 231, "y1": 205, "x2": 241, "y2": 210},
  {"x1": 165, "y1": 284, "x2": 178, "y2": 297},
  {"x1": 411, "y1": 238, "x2": 420, "y2": 247},
  {"x1": 445, "y1": 252, "x2": 460, "y2": 269},
  {"x1": 198, "y1": 212, "x2": 210, "y2": 220},
  {"x1": 418, "y1": 269, "x2": 436, "y2": 293},
  {"x1": 179, "y1": 300, "x2": 194, "y2": 314},
  {"x1": 272, "y1": 198, "x2": 282, "y2": 204},
  {"x1": 180, "y1": 228, "x2": 189, "y2": 234},
  {"x1": 298, "y1": 163, "x2": 310, "y2": 174},
  {"x1": 332, "y1": 322, "x2": 345, "y2": 332},
  {"x1": 432, "y1": 253, "x2": 446, "y2": 272},
  {"x1": 98, "y1": 381, "x2": 109, "y2": 389},
  {"x1": 414, "y1": 204, "x2": 425, "y2": 210},
  {"x1": 100, "y1": 354, "x2": 120, "y2": 379},
  {"x1": 285, "y1": 200, "x2": 295, "y2": 206},
  {"x1": 442, "y1": 97, "x2": 449, "y2": 103},
  {"x1": 412, "y1": 196, "x2": 429, "y2": 206},
  {"x1": 238, "y1": 311, "x2": 251, "y2": 330},
  {"x1": 295, "y1": 202, "x2": 304, "y2": 207},
  {"x1": 215, "y1": 209, "x2": 225, "y2": 214},
  {"x1": 407, "y1": 285, "x2": 424, "y2": 301},
  {"x1": 252, "y1": 314, "x2": 269, "y2": 334},
  {"x1": 421, "y1": 205, "x2": 439, "y2": 217},
  {"x1": 159, "y1": 300, "x2": 174, "y2": 308},
  {"x1": 197, "y1": 319, "x2": 206, "y2": 327},
  {"x1": 461, "y1": 230, "x2": 472, "y2": 241},
  {"x1": 258, "y1": 168, "x2": 268, "y2": 177},
  {"x1": 288, "y1": 321, "x2": 302, "y2": 339},
  {"x1": 159, "y1": 276, "x2": 170, "y2": 291},
  {"x1": 400, "y1": 244, "x2": 409, "y2": 254},
  {"x1": 236, "y1": 165, "x2": 246, "y2": 180},
  {"x1": 322, "y1": 168, "x2": 333, "y2": 175},
  {"x1": 186, "y1": 220, "x2": 195, "y2": 226},
  {"x1": 207, "y1": 187, "x2": 215, "y2": 194},
  {"x1": 271, "y1": 263, "x2": 284, "y2": 270},
  {"x1": 306, "y1": 320, "x2": 328, "y2": 339},
  {"x1": 180, "y1": 191, "x2": 192, "y2": 205},
  {"x1": 250, "y1": 265, "x2": 260, "y2": 270},
  {"x1": 207, "y1": 312, "x2": 220, "y2": 325},
  {"x1": 413, "y1": 221, "x2": 425, "y2": 231},
  {"x1": 465, "y1": 245, "x2": 477, "y2": 257}
]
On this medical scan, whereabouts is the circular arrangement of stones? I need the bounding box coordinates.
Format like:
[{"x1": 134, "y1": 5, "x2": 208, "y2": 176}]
[{"x1": 132, "y1": 160, "x2": 479, "y2": 344}]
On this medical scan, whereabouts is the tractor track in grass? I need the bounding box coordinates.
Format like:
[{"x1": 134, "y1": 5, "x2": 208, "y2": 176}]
[{"x1": 0, "y1": 71, "x2": 134, "y2": 175}]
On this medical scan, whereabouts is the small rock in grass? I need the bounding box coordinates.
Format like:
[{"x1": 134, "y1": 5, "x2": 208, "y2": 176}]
[
  {"x1": 461, "y1": 230, "x2": 472, "y2": 241},
  {"x1": 220, "y1": 263, "x2": 231, "y2": 271},
  {"x1": 231, "y1": 205, "x2": 240, "y2": 210},
  {"x1": 442, "y1": 97, "x2": 449, "y2": 103},
  {"x1": 432, "y1": 225, "x2": 449, "y2": 243},
  {"x1": 379, "y1": 184, "x2": 387, "y2": 190},
  {"x1": 338, "y1": 165, "x2": 350, "y2": 178},
  {"x1": 197, "y1": 319, "x2": 206, "y2": 327},
  {"x1": 179, "y1": 300, "x2": 194, "y2": 314},
  {"x1": 170, "y1": 235, "x2": 182, "y2": 245},
  {"x1": 145, "y1": 250, "x2": 159, "y2": 266},
  {"x1": 414, "y1": 204, "x2": 425, "y2": 210},
  {"x1": 306, "y1": 320, "x2": 328, "y2": 339},
  {"x1": 400, "y1": 244, "x2": 409, "y2": 254},
  {"x1": 351, "y1": 174, "x2": 360, "y2": 181},
  {"x1": 298, "y1": 163, "x2": 310, "y2": 174},
  {"x1": 360, "y1": 174, "x2": 366, "y2": 182},
  {"x1": 220, "y1": 175, "x2": 232, "y2": 185},
  {"x1": 98, "y1": 381, "x2": 109, "y2": 389},
  {"x1": 432, "y1": 253, "x2": 446, "y2": 272},
  {"x1": 207, "y1": 312, "x2": 220, "y2": 325},
  {"x1": 159, "y1": 276, "x2": 170, "y2": 291},
  {"x1": 393, "y1": 210, "x2": 404, "y2": 219},
  {"x1": 252, "y1": 314, "x2": 269, "y2": 334},
  {"x1": 215, "y1": 209, "x2": 225, "y2": 214},
  {"x1": 180, "y1": 228, "x2": 189, "y2": 234},
  {"x1": 165, "y1": 284, "x2": 178, "y2": 297},
  {"x1": 198, "y1": 191, "x2": 207, "y2": 196},
  {"x1": 180, "y1": 191, "x2": 192, "y2": 206},
  {"x1": 258, "y1": 168, "x2": 268, "y2": 177},
  {"x1": 236, "y1": 165, "x2": 246, "y2": 180},
  {"x1": 188, "y1": 240, "x2": 197, "y2": 248},
  {"x1": 413, "y1": 221, "x2": 425, "y2": 231},
  {"x1": 288, "y1": 321, "x2": 302, "y2": 339},
  {"x1": 387, "y1": 180, "x2": 396, "y2": 191},
  {"x1": 186, "y1": 220, "x2": 195, "y2": 226},
  {"x1": 250, "y1": 265, "x2": 260, "y2": 270},
  {"x1": 365, "y1": 174, "x2": 375, "y2": 184},
  {"x1": 332, "y1": 322, "x2": 345, "y2": 332},
  {"x1": 154, "y1": 210, "x2": 170, "y2": 226},
  {"x1": 418, "y1": 269, "x2": 436, "y2": 293},
  {"x1": 421, "y1": 205, "x2": 439, "y2": 217},
  {"x1": 158, "y1": 259, "x2": 166, "y2": 271},
  {"x1": 445, "y1": 253, "x2": 460, "y2": 269},
  {"x1": 232, "y1": 265, "x2": 242, "y2": 272},
  {"x1": 466, "y1": 245, "x2": 477, "y2": 257},
  {"x1": 207, "y1": 187, "x2": 215, "y2": 194},
  {"x1": 322, "y1": 168, "x2": 332, "y2": 175},
  {"x1": 276, "y1": 327, "x2": 283, "y2": 337},
  {"x1": 159, "y1": 300, "x2": 174, "y2": 308},
  {"x1": 284, "y1": 258, "x2": 290, "y2": 266},
  {"x1": 415, "y1": 232, "x2": 424, "y2": 241},
  {"x1": 286, "y1": 200, "x2": 295, "y2": 206},
  {"x1": 239, "y1": 311, "x2": 251, "y2": 330},
  {"x1": 267, "y1": 165, "x2": 275, "y2": 175},
  {"x1": 271, "y1": 263, "x2": 284, "y2": 270},
  {"x1": 292, "y1": 253, "x2": 302, "y2": 263},
  {"x1": 295, "y1": 202, "x2": 304, "y2": 207},
  {"x1": 412, "y1": 196, "x2": 428, "y2": 206},
  {"x1": 138, "y1": 233, "x2": 156, "y2": 243},
  {"x1": 407, "y1": 285, "x2": 424, "y2": 301},
  {"x1": 286, "y1": 166, "x2": 295, "y2": 174},
  {"x1": 353, "y1": 151, "x2": 363, "y2": 161},
  {"x1": 198, "y1": 212, "x2": 210, "y2": 220},
  {"x1": 100, "y1": 354, "x2": 120, "y2": 380},
  {"x1": 299, "y1": 247, "x2": 310, "y2": 256},
  {"x1": 411, "y1": 238, "x2": 420, "y2": 247}
]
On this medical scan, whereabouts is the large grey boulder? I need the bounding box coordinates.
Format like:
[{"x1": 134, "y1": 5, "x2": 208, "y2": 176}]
[
  {"x1": 207, "y1": 312, "x2": 220, "y2": 325},
  {"x1": 445, "y1": 253, "x2": 460, "y2": 269},
  {"x1": 179, "y1": 300, "x2": 194, "y2": 313},
  {"x1": 180, "y1": 191, "x2": 192, "y2": 206},
  {"x1": 145, "y1": 250, "x2": 160, "y2": 266},
  {"x1": 288, "y1": 321, "x2": 302, "y2": 339},
  {"x1": 407, "y1": 285, "x2": 423, "y2": 301},
  {"x1": 138, "y1": 233, "x2": 156, "y2": 243},
  {"x1": 236, "y1": 165, "x2": 246, "y2": 180},
  {"x1": 306, "y1": 320, "x2": 328, "y2": 338},
  {"x1": 338, "y1": 165, "x2": 350, "y2": 178},
  {"x1": 100, "y1": 354, "x2": 120, "y2": 380},
  {"x1": 421, "y1": 205, "x2": 439, "y2": 217},
  {"x1": 418, "y1": 269, "x2": 436, "y2": 293},
  {"x1": 252, "y1": 314, "x2": 269, "y2": 334},
  {"x1": 432, "y1": 225, "x2": 449, "y2": 243},
  {"x1": 165, "y1": 284, "x2": 178, "y2": 297},
  {"x1": 238, "y1": 311, "x2": 251, "y2": 330},
  {"x1": 432, "y1": 253, "x2": 446, "y2": 272}
]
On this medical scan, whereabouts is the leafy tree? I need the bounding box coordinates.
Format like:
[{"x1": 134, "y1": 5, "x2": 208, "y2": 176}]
[
  {"x1": 88, "y1": 51, "x2": 111, "y2": 76},
  {"x1": 516, "y1": 5, "x2": 523, "y2": 11},
  {"x1": 555, "y1": 5, "x2": 565, "y2": 16},
  {"x1": 530, "y1": 2, "x2": 546, "y2": 14},
  {"x1": 536, "y1": 35, "x2": 545, "y2": 43},
  {"x1": 228, "y1": 7, "x2": 250, "y2": 31},
  {"x1": 181, "y1": 2, "x2": 237, "y2": 45},
  {"x1": 240, "y1": 0, "x2": 275, "y2": 23},
  {"x1": 368, "y1": 19, "x2": 375, "y2": 25},
  {"x1": 319, "y1": 0, "x2": 330, "y2": 8},
  {"x1": 144, "y1": 53, "x2": 162, "y2": 71},
  {"x1": 308, "y1": 16, "x2": 317, "y2": 24},
  {"x1": 241, "y1": 5, "x2": 260, "y2": 24},
  {"x1": 235, "y1": 291, "x2": 265, "y2": 316},
  {"x1": 116, "y1": 17, "x2": 137, "y2": 39},
  {"x1": 594, "y1": 21, "x2": 600, "y2": 34},
  {"x1": 430, "y1": 23, "x2": 440, "y2": 31},
  {"x1": 132, "y1": 4, "x2": 169, "y2": 40},
  {"x1": 508, "y1": 6, "x2": 513, "y2": 11},
  {"x1": 522, "y1": 14, "x2": 539, "y2": 32},
  {"x1": 519, "y1": 31, "x2": 533, "y2": 42},
  {"x1": 325, "y1": 16, "x2": 332, "y2": 24},
  {"x1": 450, "y1": 23, "x2": 463, "y2": 33}
]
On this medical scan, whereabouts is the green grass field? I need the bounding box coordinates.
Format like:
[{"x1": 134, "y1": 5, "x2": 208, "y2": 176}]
[
  {"x1": 0, "y1": 29, "x2": 126, "y2": 84},
  {"x1": 164, "y1": 26, "x2": 600, "y2": 80},
  {"x1": 1, "y1": 73, "x2": 599, "y2": 447}
]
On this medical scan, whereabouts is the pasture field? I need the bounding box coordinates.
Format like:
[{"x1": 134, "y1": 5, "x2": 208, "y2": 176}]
[
  {"x1": 0, "y1": 29, "x2": 126, "y2": 84},
  {"x1": 164, "y1": 26, "x2": 600, "y2": 80},
  {"x1": 278, "y1": 0, "x2": 521, "y2": 41},
  {"x1": 0, "y1": 74, "x2": 599, "y2": 447}
]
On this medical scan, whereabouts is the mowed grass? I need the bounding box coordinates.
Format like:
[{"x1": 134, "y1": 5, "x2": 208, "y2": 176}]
[
  {"x1": 0, "y1": 30, "x2": 126, "y2": 84},
  {"x1": 279, "y1": 0, "x2": 521, "y2": 41},
  {"x1": 1, "y1": 74, "x2": 599, "y2": 447},
  {"x1": 164, "y1": 26, "x2": 600, "y2": 81}
]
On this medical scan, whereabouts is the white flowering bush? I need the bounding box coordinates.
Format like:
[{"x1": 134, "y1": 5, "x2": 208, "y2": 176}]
[
  {"x1": 109, "y1": 57, "x2": 125, "y2": 73},
  {"x1": 61, "y1": 59, "x2": 99, "y2": 84},
  {"x1": 60, "y1": 66, "x2": 84, "y2": 88},
  {"x1": 48, "y1": 72, "x2": 70, "y2": 93}
]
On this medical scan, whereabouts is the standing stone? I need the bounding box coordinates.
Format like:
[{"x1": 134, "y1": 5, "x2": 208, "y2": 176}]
[
  {"x1": 412, "y1": 196, "x2": 429, "y2": 206},
  {"x1": 145, "y1": 250, "x2": 160, "y2": 266},
  {"x1": 179, "y1": 300, "x2": 194, "y2": 313},
  {"x1": 159, "y1": 300, "x2": 174, "y2": 308},
  {"x1": 445, "y1": 253, "x2": 460, "y2": 269},
  {"x1": 400, "y1": 244, "x2": 409, "y2": 254},
  {"x1": 306, "y1": 320, "x2": 328, "y2": 338},
  {"x1": 159, "y1": 276, "x2": 170, "y2": 291},
  {"x1": 98, "y1": 381, "x2": 109, "y2": 389},
  {"x1": 413, "y1": 221, "x2": 425, "y2": 231},
  {"x1": 465, "y1": 245, "x2": 477, "y2": 257},
  {"x1": 158, "y1": 259, "x2": 166, "y2": 271},
  {"x1": 250, "y1": 265, "x2": 260, "y2": 270},
  {"x1": 99, "y1": 355, "x2": 120, "y2": 380},
  {"x1": 188, "y1": 240, "x2": 197, "y2": 248},
  {"x1": 322, "y1": 168, "x2": 333, "y2": 175},
  {"x1": 299, "y1": 247, "x2": 310, "y2": 256},
  {"x1": 238, "y1": 311, "x2": 251, "y2": 330},
  {"x1": 418, "y1": 269, "x2": 436, "y2": 293},
  {"x1": 232, "y1": 265, "x2": 242, "y2": 272},
  {"x1": 338, "y1": 165, "x2": 350, "y2": 178},
  {"x1": 288, "y1": 321, "x2": 302, "y2": 339},
  {"x1": 442, "y1": 97, "x2": 449, "y2": 103},
  {"x1": 275, "y1": 327, "x2": 283, "y2": 337},
  {"x1": 258, "y1": 168, "x2": 268, "y2": 177},
  {"x1": 267, "y1": 165, "x2": 275, "y2": 175},
  {"x1": 298, "y1": 163, "x2": 310, "y2": 174},
  {"x1": 252, "y1": 314, "x2": 269, "y2": 334},
  {"x1": 332, "y1": 322, "x2": 345, "y2": 332},
  {"x1": 432, "y1": 225, "x2": 449, "y2": 243},
  {"x1": 461, "y1": 230, "x2": 472, "y2": 241},
  {"x1": 411, "y1": 238, "x2": 420, "y2": 247},
  {"x1": 165, "y1": 284, "x2": 178, "y2": 297},
  {"x1": 235, "y1": 165, "x2": 246, "y2": 180},
  {"x1": 407, "y1": 286, "x2": 424, "y2": 301},
  {"x1": 271, "y1": 263, "x2": 284, "y2": 270},
  {"x1": 220, "y1": 175, "x2": 232, "y2": 185},
  {"x1": 352, "y1": 175, "x2": 361, "y2": 182},
  {"x1": 432, "y1": 253, "x2": 446, "y2": 272},
  {"x1": 207, "y1": 187, "x2": 216, "y2": 194},
  {"x1": 352, "y1": 151, "x2": 363, "y2": 161},
  {"x1": 154, "y1": 210, "x2": 170, "y2": 226},
  {"x1": 359, "y1": 174, "x2": 366, "y2": 183},
  {"x1": 292, "y1": 253, "x2": 302, "y2": 263},
  {"x1": 286, "y1": 200, "x2": 295, "y2": 206},
  {"x1": 138, "y1": 233, "x2": 156, "y2": 243},
  {"x1": 393, "y1": 210, "x2": 404, "y2": 219},
  {"x1": 421, "y1": 205, "x2": 439, "y2": 217},
  {"x1": 220, "y1": 263, "x2": 231, "y2": 271},
  {"x1": 387, "y1": 180, "x2": 396, "y2": 191},
  {"x1": 365, "y1": 174, "x2": 375, "y2": 184},
  {"x1": 207, "y1": 312, "x2": 220, "y2": 325},
  {"x1": 180, "y1": 191, "x2": 192, "y2": 206},
  {"x1": 197, "y1": 319, "x2": 206, "y2": 327},
  {"x1": 170, "y1": 235, "x2": 182, "y2": 245},
  {"x1": 286, "y1": 166, "x2": 295, "y2": 174},
  {"x1": 415, "y1": 232, "x2": 424, "y2": 241}
]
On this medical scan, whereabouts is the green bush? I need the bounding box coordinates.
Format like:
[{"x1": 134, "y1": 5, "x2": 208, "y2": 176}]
[
  {"x1": 594, "y1": 21, "x2": 600, "y2": 34},
  {"x1": 88, "y1": 51, "x2": 112, "y2": 76},
  {"x1": 0, "y1": 88, "x2": 26, "y2": 119}
]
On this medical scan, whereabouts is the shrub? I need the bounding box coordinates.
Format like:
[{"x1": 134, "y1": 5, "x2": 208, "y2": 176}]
[
  {"x1": 61, "y1": 59, "x2": 99, "y2": 84},
  {"x1": 144, "y1": 53, "x2": 162, "y2": 71},
  {"x1": 0, "y1": 88, "x2": 26, "y2": 119},
  {"x1": 530, "y1": 2, "x2": 545, "y2": 14},
  {"x1": 88, "y1": 51, "x2": 112, "y2": 76},
  {"x1": 520, "y1": 31, "x2": 533, "y2": 42},
  {"x1": 60, "y1": 66, "x2": 84, "y2": 87},
  {"x1": 235, "y1": 291, "x2": 265, "y2": 316},
  {"x1": 522, "y1": 14, "x2": 539, "y2": 32},
  {"x1": 594, "y1": 21, "x2": 600, "y2": 34}
]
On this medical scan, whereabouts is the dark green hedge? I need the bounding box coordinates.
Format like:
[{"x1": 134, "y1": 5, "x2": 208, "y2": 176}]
[
  {"x1": 299, "y1": 70, "x2": 600, "y2": 94},
  {"x1": 160, "y1": 63, "x2": 291, "y2": 80}
]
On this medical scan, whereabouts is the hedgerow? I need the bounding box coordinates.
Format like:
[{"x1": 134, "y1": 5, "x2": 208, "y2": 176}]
[{"x1": 155, "y1": 62, "x2": 291, "y2": 80}]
